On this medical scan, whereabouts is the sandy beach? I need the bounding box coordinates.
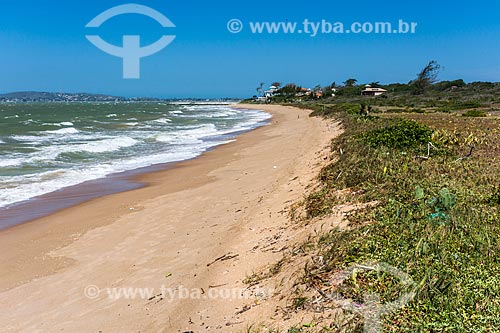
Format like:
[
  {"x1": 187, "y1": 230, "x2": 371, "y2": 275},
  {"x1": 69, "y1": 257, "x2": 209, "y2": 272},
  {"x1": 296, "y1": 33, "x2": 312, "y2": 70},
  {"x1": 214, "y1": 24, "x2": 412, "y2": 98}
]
[{"x1": 0, "y1": 104, "x2": 338, "y2": 332}]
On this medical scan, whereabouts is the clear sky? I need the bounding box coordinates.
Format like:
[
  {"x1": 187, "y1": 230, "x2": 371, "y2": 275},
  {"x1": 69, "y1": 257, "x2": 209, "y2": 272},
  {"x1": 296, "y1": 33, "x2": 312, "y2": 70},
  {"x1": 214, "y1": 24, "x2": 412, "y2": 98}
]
[{"x1": 1, "y1": 0, "x2": 500, "y2": 98}]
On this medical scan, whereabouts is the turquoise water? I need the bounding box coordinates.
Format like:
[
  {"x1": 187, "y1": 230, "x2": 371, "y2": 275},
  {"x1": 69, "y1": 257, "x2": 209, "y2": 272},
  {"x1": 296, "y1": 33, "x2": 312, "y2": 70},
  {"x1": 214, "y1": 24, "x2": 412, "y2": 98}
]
[{"x1": 0, "y1": 102, "x2": 270, "y2": 208}]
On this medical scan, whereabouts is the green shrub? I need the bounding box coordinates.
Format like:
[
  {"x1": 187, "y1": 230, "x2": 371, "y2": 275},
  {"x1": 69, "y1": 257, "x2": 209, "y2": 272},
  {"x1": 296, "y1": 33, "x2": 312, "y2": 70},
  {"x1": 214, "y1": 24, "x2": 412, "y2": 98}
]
[
  {"x1": 436, "y1": 107, "x2": 451, "y2": 113},
  {"x1": 386, "y1": 108, "x2": 424, "y2": 114},
  {"x1": 462, "y1": 109, "x2": 487, "y2": 117},
  {"x1": 338, "y1": 103, "x2": 362, "y2": 114},
  {"x1": 308, "y1": 103, "x2": 362, "y2": 117},
  {"x1": 454, "y1": 101, "x2": 483, "y2": 109},
  {"x1": 386, "y1": 108, "x2": 407, "y2": 113},
  {"x1": 410, "y1": 108, "x2": 425, "y2": 113},
  {"x1": 361, "y1": 119, "x2": 433, "y2": 149}
]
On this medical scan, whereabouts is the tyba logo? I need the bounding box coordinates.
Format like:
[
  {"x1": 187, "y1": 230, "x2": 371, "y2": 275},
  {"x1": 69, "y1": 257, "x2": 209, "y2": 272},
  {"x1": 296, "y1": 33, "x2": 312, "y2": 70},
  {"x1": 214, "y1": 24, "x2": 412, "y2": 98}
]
[{"x1": 85, "y1": 4, "x2": 176, "y2": 79}]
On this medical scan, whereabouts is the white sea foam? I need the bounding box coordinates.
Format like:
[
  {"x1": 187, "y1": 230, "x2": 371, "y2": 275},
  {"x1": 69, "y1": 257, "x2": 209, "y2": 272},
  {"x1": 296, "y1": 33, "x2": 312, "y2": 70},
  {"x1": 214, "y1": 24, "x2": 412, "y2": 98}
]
[
  {"x1": 155, "y1": 134, "x2": 202, "y2": 145},
  {"x1": 25, "y1": 137, "x2": 139, "y2": 160},
  {"x1": 41, "y1": 121, "x2": 73, "y2": 127},
  {"x1": 155, "y1": 124, "x2": 220, "y2": 144},
  {"x1": 153, "y1": 118, "x2": 172, "y2": 124},
  {"x1": 0, "y1": 149, "x2": 205, "y2": 208},
  {"x1": 0, "y1": 158, "x2": 25, "y2": 168},
  {"x1": 11, "y1": 131, "x2": 107, "y2": 145},
  {"x1": 45, "y1": 127, "x2": 79, "y2": 135},
  {"x1": 176, "y1": 105, "x2": 247, "y2": 119},
  {"x1": 75, "y1": 137, "x2": 138, "y2": 153},
  {"x1": 11, "y1": 135, "x2": 48, "y2": 144},
  {"x1": 106, "y1": 114, "x2": 118, "y2": 118}
]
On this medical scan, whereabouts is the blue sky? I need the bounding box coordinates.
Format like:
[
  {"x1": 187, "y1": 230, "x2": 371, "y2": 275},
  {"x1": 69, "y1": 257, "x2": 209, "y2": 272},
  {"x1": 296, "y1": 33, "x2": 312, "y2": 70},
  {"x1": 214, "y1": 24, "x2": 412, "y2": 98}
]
[{"x1": 1, "y1": 0, "x2": 500, "y2": 98}]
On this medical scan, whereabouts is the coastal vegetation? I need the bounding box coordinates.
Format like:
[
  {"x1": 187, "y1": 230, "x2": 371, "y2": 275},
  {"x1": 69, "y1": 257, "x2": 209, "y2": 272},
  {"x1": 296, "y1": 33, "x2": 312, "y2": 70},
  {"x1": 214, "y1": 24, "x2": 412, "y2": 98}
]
[
  {"x1": 250, "y1": 61, "x2": 500, "y2": 112},
  {"x1": 299, "y1": 107, "x2": 500, "y2": 332},
  {"x1": 245, "y1": 66, "x2": 500, "y2": 332}
]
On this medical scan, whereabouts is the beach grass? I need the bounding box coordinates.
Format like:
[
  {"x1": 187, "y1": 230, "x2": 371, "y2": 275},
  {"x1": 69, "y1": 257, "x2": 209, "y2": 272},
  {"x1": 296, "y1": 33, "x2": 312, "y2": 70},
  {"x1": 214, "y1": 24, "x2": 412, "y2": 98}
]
[{"x1": 252, "y1": 104, "x2": 500, "y2": 332}]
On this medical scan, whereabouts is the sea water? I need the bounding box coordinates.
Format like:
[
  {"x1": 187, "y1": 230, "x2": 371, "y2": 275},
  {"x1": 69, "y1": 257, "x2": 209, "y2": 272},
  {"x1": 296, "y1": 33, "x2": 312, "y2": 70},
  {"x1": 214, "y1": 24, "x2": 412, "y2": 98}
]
[{"x1": 0, "y1": 102, "x2": 270, "y2": 209}]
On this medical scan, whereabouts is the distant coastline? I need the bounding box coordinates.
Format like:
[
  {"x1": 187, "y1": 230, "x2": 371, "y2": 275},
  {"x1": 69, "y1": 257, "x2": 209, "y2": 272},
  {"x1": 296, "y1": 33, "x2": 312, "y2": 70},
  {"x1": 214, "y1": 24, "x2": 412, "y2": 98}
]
[{"x1": 0, "y1": 91, "x2": 243, "y2": 103}]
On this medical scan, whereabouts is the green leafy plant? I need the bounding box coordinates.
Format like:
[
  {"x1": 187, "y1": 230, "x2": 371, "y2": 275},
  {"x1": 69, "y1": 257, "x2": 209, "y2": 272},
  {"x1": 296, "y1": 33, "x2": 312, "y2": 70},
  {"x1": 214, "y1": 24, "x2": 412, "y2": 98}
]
[
  {"x1": 426, "y1": 188, "x2": 457, "y2": 224},
  {"x1": 361, "y1": 119, "x2": 433, "y2": 149}
]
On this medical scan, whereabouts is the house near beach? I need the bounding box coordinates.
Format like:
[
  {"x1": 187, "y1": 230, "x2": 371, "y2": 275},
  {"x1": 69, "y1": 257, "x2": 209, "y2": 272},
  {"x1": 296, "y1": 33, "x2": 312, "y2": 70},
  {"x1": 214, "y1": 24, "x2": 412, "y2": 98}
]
[
  {"x1": 362, "y1": 86, "x2": 387, "y2": 97},
  {"x1": 265, "y1": 85, "x2": 279, "y2": 98},
  {"x1": 296, "y1": 88, "x2": 312, "y2": 97}
]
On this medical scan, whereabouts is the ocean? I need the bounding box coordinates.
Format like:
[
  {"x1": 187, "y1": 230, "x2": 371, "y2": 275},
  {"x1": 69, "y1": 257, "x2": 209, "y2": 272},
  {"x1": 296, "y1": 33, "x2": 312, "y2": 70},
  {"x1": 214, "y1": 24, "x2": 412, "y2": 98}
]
[{"x1": 0, "y1": 102, "x2": 270, "y2": 211}]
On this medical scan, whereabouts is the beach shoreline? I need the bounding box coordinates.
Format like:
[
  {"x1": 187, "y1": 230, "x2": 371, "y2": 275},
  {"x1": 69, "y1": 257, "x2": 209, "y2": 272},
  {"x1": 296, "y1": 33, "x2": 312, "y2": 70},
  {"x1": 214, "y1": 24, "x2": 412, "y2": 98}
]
[
  {"x1": 0, "y1": 104, "x2": 338, "y2": 332},
  {"x1": 0, "y1": 105, "x2": 271, "y2": 231}
]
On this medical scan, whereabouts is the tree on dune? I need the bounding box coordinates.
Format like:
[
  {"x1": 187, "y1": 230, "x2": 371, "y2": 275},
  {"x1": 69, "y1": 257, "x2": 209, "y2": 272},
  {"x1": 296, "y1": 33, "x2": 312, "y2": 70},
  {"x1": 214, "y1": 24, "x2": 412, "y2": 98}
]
[
  {"x1": 256, "y1": 82, "x2": 265, "y2": 97},
  {"x1": 343, "y1": 78, "x2": 358, "y2": 87},
  {"x1": 411, "y1": 60, "x2": 442, "y2": 95}
]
